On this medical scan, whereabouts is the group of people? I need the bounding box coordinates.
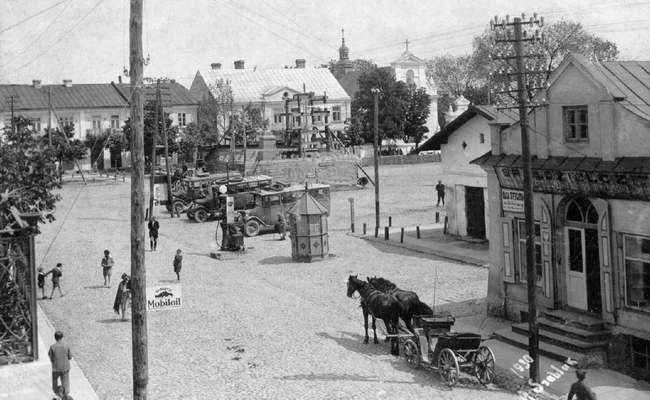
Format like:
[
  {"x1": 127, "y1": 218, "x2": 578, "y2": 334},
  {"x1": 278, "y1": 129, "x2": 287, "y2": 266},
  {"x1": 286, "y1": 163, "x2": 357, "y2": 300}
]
[{"x1": 37, "y1": 263, "x2": 64, "y2": 299}]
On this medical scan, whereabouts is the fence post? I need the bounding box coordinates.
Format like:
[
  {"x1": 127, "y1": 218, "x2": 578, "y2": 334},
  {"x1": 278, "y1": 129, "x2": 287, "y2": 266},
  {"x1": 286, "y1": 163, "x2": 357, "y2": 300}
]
[
  {"x1": 436, "y1": 211, "x2": 440, "y2": 223},
  {"x1": 388, "y1": 216, "x2": 392, "y2": 227},
  {"x1": 363, "y1": 223, "x2": 367, "y2": 235},
  {"x1": 416, "y1": 226, "x2": 421, "y2": 239},
  {"x1": 400, "y1": 227, "x2": 404, "y2": 243},
  {"x1": 444, "y1": 216, "x2": 449, "y2": 234},
  {"x1": 348, "y1": 197, "x2": 355, "y2": 233},
  {"x1": 374, "y1": 226, "x2": 379, "y2": 238},
  {"x1": 384, "y1": 226, "x2": 389, "y2": 240}
]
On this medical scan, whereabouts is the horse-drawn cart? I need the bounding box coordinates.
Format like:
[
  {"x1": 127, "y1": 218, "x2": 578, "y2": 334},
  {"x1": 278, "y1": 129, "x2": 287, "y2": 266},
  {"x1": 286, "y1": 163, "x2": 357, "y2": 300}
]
[{"x1": 396, "y1": 314, "x2": 496, "y2": 387}]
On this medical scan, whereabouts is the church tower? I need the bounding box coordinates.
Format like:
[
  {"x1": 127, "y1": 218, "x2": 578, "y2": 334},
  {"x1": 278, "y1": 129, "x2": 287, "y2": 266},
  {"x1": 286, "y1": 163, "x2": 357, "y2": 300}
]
[
  {"x1": 390, "y1": 40, "x2": 439, "y2": 138},
  {"x1": 335, "y1": 29, "x2": 354, "y2": 78}
]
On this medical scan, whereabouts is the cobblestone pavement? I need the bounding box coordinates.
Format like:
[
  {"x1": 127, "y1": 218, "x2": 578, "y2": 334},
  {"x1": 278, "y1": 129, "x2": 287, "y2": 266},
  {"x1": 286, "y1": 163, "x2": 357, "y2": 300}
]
[{"x1": 35, "y1": 164, "x2": 518, "y2": 399}]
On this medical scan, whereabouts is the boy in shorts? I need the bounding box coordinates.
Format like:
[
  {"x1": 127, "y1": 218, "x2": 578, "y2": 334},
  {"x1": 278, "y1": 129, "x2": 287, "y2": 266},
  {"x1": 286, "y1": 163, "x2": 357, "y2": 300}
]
[{"x1": 101, "y1": 250, "x2": 114, "y2": 287}]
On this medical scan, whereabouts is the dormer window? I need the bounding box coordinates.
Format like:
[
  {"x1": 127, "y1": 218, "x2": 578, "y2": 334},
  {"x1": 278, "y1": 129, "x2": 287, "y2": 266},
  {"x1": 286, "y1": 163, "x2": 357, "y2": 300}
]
[
  {"x1": 564, "y1": 106, "x2": 589, "y2": 142},
  {"x1": 479, "y1": 133, "x2": 485, "y2": 143}
]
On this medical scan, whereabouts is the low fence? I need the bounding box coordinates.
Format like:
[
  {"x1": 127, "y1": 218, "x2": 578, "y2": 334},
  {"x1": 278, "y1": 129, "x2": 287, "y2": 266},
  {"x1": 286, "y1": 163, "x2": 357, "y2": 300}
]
[{"x1": 361, "y1": 153, "x2": 441, "y2": 166}]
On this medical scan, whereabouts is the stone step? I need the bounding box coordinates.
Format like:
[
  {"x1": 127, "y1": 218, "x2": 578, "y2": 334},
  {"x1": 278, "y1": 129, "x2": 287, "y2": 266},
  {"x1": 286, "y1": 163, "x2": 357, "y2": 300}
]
[
  {"x1": 537, "y1": 317, "x2": 611, "y2": 343},
  {"x1": 543, "y1": 309, "x2": 607, "y2": 332},
  {"x1": 493, "y1": 327, "x2": 585, "y2": 365},
  {"x1": 512, "y1": 323, "x2": 609, "y2": 353}
]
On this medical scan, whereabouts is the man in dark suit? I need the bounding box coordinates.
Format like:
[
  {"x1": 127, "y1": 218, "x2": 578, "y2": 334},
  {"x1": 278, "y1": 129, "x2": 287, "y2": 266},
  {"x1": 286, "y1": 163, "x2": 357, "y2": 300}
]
[
  {"x1": 148, "y1": 216, "x2": 160, "y2": 251},
  {"x1": 48, "y1": 330, "x2": 72, "y2": 399}
]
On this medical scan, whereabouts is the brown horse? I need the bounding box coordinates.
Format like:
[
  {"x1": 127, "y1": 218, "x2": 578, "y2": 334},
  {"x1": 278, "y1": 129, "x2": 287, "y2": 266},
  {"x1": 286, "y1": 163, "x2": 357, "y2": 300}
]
[
  {"x1": 347, "y1": 275, "x2": 400, "y2": 356},
  {"x1": 367, "y1": 276, "x2": 433, "y2": 333}
]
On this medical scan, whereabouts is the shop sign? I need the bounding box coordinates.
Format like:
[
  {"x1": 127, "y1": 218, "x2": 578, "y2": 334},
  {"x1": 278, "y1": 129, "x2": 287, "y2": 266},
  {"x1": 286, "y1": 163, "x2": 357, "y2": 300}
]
[
  {"x1": 146, "y1": 284, "x2": 182, "y2": 311},
  {"x1": 502, "y1": 189, "x2": 525, "y2": 213},
  {"x1": 497, "y1": 167, "x2": 650, "y2": 200}
]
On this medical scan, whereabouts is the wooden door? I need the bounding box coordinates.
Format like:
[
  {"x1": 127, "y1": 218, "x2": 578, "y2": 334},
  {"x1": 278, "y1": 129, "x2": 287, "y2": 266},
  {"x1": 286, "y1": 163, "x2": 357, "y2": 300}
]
[
  {"x1": 465, "y1": 186, "x2": 486, "y2": 238},
  {"x1": 566, "y1": 227, "x2": 588, "y2": 310}
]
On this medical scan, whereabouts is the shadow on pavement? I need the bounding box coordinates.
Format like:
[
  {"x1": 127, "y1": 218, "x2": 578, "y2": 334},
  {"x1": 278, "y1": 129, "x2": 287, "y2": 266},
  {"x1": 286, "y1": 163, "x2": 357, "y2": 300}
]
[
  {"x1": 316, "y1": 331, "x2": 391, "y2": 357},
  {"x1": 275, "y1": 372, "x2": 413, "y2": 384},
  {"x1": 96, "y1": 318, "x2": 129, "y2": 324},
  {"x1": 83, "y1": 285, "x2": 106, "y2": 289},
  {"x1": 258, "y1": 256, "x2": 293, "y2": 265}
]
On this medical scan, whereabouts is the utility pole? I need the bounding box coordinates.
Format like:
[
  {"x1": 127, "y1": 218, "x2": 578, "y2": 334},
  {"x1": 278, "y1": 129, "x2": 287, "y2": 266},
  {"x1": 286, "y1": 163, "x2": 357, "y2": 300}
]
[
  {"x1": 492, "y1": 13, "x2": 545, "y2": 384},
  {"x1": 160, "y1": 88, "x2": 173, "y2": 215},
  {"x1": 371, "y1": 88, "x2": 380, "y2": 237},
  {"x1": 48, "y1": 89, "x2": 52, "y2": 145},
  {"x1": 5, "y1": 95, "x2": 19, "y2": 135},
  {"x1": 129, "y1": 0, "x2": 148, "y2": 398},
  {"x1": 149, "y1": 80, "x2": 159, "y2": 219}
]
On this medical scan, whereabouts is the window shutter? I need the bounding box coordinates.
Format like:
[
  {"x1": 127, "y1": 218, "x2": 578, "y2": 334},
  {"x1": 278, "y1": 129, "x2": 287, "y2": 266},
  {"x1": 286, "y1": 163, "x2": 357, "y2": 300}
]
[
  {"x1": 501, "y1": 217, "x2": 515, "y2": 283},
  {"x1": 541, "y1": 206, "x2": 552, "y2": 298}
]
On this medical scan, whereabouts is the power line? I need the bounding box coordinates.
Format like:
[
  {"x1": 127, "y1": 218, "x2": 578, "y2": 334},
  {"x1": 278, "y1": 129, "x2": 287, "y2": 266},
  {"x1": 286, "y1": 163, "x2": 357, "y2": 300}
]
[
  {"x1": 0, "y1": 0, "x2": 68, "y2": 34},
  {"x1": 15, "y1": 0, "x2": 74, "y2": 56},
  {"x1": 12, "y1": 0, "x2": 107, "y2": 71}
]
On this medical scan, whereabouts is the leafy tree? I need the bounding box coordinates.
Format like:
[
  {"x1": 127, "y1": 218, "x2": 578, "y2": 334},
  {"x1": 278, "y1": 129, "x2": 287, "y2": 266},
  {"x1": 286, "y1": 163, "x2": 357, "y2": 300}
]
[
  {"x1": 327, "y1": 58, "x2": 376, "y2": 76},
  {"x1": 352, "y1": 67, "x2": 410, "y2": 143},
  {"x1": 0, "y1": 117, "x2": 60, "y2": 229},
  {"x1": 46, "y1": 123, "x2": 86, "y2": 175},
  {"x1": 403, "y1": 87, "x2": 431, "y2": 145}
]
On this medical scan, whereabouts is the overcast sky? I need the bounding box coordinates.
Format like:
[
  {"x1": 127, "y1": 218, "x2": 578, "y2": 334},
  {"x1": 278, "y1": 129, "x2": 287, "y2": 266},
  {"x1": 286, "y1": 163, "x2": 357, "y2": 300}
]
[{"x1": 1, "y1": 0, "x2": 650, "y2": 87}]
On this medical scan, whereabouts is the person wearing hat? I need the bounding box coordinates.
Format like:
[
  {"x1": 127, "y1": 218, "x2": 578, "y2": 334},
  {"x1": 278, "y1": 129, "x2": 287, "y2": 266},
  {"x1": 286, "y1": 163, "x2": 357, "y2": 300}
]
[
  {"x1": 48, "y1": 330, "x2": 72, "y2": 399},
  {"x1": 37, "y1": 267, "x2": 47, "y2": 299},
  {"x1": 101, "y1": 250, "x2": 114, "y2": 287},
  {"x1": 567, "y1": 369, "x2": 597, "y2": 400},
  {"x1": 148, "y1": 216, "x2": 160, "y2": 251}
]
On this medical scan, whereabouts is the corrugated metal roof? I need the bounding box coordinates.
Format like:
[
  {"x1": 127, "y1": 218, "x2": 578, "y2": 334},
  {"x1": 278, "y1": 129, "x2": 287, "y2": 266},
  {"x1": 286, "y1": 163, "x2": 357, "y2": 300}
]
[
  {"x1": 201, "y1": 68, "x2": 350, "y2": 103},
  {"x1": 0, "y1": 85, "x2": 50, "y2": 111},
  {"x1": 288, "y1": 191, "x2": 328, "y2": 215}
]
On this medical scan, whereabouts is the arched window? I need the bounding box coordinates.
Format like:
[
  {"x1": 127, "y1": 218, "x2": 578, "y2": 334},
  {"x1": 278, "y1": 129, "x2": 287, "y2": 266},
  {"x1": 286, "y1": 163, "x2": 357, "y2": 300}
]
[
  {"x1": 406, "y1": 69, "x2": 415, "y2": 86},
  {"x1": 565, "y1": 197, "x2": 598, "y2": 224}
]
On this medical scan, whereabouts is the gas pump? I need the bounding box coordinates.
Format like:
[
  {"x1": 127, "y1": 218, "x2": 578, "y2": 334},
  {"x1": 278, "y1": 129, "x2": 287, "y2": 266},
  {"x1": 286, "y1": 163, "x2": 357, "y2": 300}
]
[{"x1": 216, "y1": 185, "x2": 245, "y2": 251}]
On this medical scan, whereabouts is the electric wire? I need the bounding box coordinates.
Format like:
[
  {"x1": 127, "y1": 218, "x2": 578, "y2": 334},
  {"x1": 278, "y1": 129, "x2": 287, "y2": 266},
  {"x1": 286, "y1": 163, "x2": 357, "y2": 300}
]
[
  {"x1": 0, "y1": 0, "x2": 68, "y2": 34},
  {"x1": 14, "y1": 0, "x2": 74, "y2": 56}
]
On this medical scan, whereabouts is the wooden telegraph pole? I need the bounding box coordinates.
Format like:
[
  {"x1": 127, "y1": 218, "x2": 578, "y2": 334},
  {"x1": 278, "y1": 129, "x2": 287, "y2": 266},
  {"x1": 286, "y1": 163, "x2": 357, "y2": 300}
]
[
  {"x1": 492, "y1": 13, "x2": 545, "y2": 383},
  {"x1": 160, "y1": 85, "x2": 173, "y2": 215},
  {"x1": 371, "y1": 88, "x2": 380, "y2": 238},
  {"x1": 129, "y1": 0, "x2": 148, "y2": 398},
  {"x1": 148, "y1": 80, "x2": 159, "y2": 219}
]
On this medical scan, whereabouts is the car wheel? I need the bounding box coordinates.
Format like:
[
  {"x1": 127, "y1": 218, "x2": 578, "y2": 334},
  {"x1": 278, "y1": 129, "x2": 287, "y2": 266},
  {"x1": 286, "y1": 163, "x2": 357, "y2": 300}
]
[
  {"x1": 194, "y1": 208, "x2": 208, "y2": 223},
  {"x1": 244, "y1": 220, "x2": 260, "y2": 237},
  {"x1": 172, "y1": 201, "x2": 186, "y2": 215}
]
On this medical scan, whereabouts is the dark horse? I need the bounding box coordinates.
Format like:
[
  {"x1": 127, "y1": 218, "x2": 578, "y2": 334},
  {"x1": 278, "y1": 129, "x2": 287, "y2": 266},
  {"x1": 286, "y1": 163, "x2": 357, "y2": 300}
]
[
  {"x1": 367, "y1": 276, "x2": 433, "y2": 334},
  {"x1": 347, "y1": 275, "x2": 400, "y2": 356}
]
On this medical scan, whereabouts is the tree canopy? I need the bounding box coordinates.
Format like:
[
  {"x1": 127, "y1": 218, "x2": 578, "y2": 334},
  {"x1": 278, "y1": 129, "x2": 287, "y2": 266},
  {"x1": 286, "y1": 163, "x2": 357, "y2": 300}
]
[
  {"x1": 1, "y1": 117, "x2": 60, "y2": 229},
  {"x1": 351, "y1": 67, "x2": 430, "y2": 143}
]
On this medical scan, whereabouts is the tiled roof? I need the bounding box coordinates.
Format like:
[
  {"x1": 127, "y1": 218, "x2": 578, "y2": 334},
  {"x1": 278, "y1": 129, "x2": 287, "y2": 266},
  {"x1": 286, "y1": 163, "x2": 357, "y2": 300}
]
[
  {"x1": 114, "y1": 82, "x2": 198, "y2": 106},
  {"x1": 200, "y1": 68, "x2": 350, "y2": 103},
  {"x1": 553, "y1": 53, "x2": 650, "y2": 120},
  {"x1": 0, "y1": 81, "x2": 197, "y2": 113}
]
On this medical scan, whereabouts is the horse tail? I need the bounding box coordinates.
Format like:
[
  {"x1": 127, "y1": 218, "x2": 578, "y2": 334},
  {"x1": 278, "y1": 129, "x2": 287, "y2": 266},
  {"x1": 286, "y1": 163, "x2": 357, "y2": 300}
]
[{"x1": 414, "y1": 300, "x2": 434, "y2": 316}]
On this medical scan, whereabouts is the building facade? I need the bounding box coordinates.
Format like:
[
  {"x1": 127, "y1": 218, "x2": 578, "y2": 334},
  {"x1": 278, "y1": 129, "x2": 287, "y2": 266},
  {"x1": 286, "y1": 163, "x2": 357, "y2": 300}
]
[
  {"x1": 190, "y1": 60, "x2": 351, "y2": 137},
  {"x1": 473, "y1": 54, "x2": 650, "y2": 377},
  {"x1": 0, "y1": 80, "x2": 198, "y2": 140}
]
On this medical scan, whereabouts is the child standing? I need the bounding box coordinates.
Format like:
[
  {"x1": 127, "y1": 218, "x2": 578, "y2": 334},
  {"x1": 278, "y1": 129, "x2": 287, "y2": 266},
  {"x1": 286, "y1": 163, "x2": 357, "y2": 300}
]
[
  {"x1": 37, "y1": 267, "x2": 46, "y2": 299},
  {"x1": 173, "y1": 249, "x2": 183, "y2": 281},
  {"x1": 48, "y1": 263, "x2": 64, "y2": 299}
]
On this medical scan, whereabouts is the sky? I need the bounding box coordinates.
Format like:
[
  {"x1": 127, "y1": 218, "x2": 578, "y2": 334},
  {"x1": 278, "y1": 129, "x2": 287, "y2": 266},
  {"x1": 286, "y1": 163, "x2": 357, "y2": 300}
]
[{"x1": 1, "y1": 0, "x2": 650, "y2": 88}]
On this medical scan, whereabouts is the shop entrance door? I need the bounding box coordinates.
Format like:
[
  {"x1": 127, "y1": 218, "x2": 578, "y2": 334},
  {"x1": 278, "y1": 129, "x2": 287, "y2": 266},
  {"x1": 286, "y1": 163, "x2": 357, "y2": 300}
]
[
  {"x1": 566, "y1": 227, "x2": 588, "y2": 310},
  {"x1": 465, "y1": 186, "x2": 485, "y2": 238}
]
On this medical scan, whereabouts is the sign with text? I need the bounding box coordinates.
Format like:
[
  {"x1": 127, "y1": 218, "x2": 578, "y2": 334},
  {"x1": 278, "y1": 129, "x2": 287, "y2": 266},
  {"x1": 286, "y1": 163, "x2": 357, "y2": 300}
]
[
  {"x1": 502, "y1": 189, "x2": 525, "y2": 213},
  {"x1": 146, "y1": 284, "x2": 182, "y2": 311}
]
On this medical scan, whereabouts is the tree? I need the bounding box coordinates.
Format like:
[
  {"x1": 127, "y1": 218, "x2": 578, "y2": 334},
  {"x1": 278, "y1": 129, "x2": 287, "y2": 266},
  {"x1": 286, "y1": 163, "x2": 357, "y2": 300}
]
[
  {"x1": 352, "y1": 67, "x2": 410, "y2": 143},
  {"x1": 403, "y1": 87, "x2": 431, "y2": 145},
  {"x1": 46, "y1": 123, "x2": 86, "y2": 175},
  {"x1": 327, "y1": 58, "x2": 376, "y2": 76},
  {"x1": 0, "y1": 116, "x2": 60, "y2": 229},
  {"x1": 473, "y1": 19, "x2": 619, "y2": 103}
]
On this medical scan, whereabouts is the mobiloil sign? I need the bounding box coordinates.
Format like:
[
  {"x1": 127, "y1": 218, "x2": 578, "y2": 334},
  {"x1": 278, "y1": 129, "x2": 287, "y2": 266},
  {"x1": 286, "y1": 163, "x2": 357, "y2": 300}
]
[{"x1": 146, "y1": 284, "x2": 182, "y2": 311}]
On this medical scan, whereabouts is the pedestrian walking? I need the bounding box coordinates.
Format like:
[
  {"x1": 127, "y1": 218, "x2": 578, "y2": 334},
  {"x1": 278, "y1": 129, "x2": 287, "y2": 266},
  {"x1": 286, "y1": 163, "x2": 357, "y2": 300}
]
[
  {"x1": 567, "y1": 369, "x2": 597, "y2": 400},
  {"x1": 38, "y1": 267, "x2": 47, "y2": 299},
  {"x1": 435, "y1": 180, "x2": 446, "y2": 207},
  {"x1": 101, "y1": 249, "x2": 114, "y2": 287},
  {"x1": 275, "y1": 214, "x2": 287, "y2": 240},
  {"x1": 148, "y1": 216, "x2": 160, "y2": 251},
  {"x1": 48, "y1": 330, "x2": 72, "y2": 400},
  {"x1": 113, "y1": 273, "x2": 131, "y2": 321},
  {"x1": 47, "y1": 263, "x2": 64, "y2": 299},
  {"x1": 173, "y1": 249, "x2": 183, "y2": 281}
]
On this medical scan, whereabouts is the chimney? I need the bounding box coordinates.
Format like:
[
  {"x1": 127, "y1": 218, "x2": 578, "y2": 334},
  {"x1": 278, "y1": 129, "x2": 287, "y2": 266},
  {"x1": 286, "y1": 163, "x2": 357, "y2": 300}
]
[
  {"x1": 32, "y1": 80, "x2": 42, "y2": 89},
  {"x1": 211, "y1": 62, "x2": 222, "y2": 70},
  {"x1": 234, "y1": 60, "x2": 245, "y2": 69},
  {"x1": 118, "y1": 76, "x2": 122, "y2": 84},
  {"x1": 63, "y1": 79, "x2": 72, "y2": 88},
  {"x1": 295, "y1": 59, "x2": 306, "y2": 69}
]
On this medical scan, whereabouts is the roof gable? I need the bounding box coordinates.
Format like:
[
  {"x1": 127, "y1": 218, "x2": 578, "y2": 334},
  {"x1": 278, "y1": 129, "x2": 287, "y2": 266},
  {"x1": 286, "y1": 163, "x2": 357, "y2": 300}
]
[{"x1": 390, "y1": 51, "x2": 425, "y2": 66}]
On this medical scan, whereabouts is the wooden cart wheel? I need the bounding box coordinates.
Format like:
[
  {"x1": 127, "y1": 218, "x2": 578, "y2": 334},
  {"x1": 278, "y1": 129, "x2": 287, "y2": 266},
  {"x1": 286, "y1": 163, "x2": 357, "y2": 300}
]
[
  {"x1": 402, "y1": 339, "x2": 420, "y2": 369},
  {"x1": 438, "y1": 348, "x2": 460, "y2": 387},
  {"x1": 474, "y1": 346, "x2": 496, "y2": 385}
]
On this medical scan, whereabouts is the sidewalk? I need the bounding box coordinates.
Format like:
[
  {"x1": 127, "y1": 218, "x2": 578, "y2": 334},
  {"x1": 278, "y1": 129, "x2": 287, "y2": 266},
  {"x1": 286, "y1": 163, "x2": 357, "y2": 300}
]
[
  {"x1": 357, "y1": 223, "x2": 490, "y2": 267},
  {"x1": 358, "y1": 224, "x2": 650, "y2": 399},
  {"x1": 0, "y1": 305, "x2": 99, "y2": 400}
]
